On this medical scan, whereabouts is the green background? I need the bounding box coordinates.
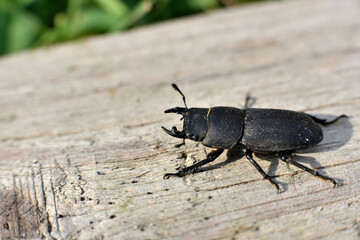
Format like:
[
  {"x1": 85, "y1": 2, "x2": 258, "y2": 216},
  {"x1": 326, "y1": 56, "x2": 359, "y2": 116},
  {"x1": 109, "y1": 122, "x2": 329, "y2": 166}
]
[{"x1": 0, "y1": 0, "x2": 270, "y2": 56}]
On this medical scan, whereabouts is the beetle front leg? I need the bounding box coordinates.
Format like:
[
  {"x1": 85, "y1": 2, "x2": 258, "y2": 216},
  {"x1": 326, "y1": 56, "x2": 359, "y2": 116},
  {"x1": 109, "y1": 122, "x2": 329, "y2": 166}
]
[
  {"x1": 279, "y1": 153, "x2": 338, "y2": 187},
  {"x1": 245, "y1": 149, "x2": 280, "y2": 193},
  {"x1": 164, "y1": 148, "x2": 224, "y2": 179}
]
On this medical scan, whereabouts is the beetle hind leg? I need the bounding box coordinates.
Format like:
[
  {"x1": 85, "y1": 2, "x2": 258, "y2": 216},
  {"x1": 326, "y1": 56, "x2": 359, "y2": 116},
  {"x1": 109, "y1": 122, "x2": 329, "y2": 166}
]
[
  {"x1": 245, "y1": 149, "x2": 280, "y2": 193},
  {"x1": 306, "y1": 114, "x2": 347, "y2": 126},
  {"x1": 164, "y1": 148, "x2": 224, "y2": 179},
  {"x1": 279, "y1": 153, "x2": 338, "y2": 187}
]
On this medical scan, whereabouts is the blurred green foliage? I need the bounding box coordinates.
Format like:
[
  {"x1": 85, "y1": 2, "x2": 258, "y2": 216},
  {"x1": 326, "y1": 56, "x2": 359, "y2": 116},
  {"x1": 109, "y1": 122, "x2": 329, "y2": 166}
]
[{"x1": 0, "y1": 0, "x2": 269, "y2": 56}]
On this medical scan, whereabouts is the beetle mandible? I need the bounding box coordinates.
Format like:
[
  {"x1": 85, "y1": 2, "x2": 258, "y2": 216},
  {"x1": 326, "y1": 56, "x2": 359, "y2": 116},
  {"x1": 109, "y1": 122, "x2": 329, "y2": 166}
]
[{"x1": 162, "y1": 84, "x2": 347, "y2": 192}]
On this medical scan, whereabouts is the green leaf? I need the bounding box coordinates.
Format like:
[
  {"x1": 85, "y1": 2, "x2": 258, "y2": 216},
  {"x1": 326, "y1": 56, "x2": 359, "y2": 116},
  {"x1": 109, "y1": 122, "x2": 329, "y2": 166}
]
[
  {"x1": 95, "y1": 0, "x2": 129, "y2": 16},
  {"x1": 14, "y1": 0, "x2": 35, "y2": 7},
  {"x1": 186, "y1": 0, "x2": 219, "y2": 10},
  {"x1": 6, "y1": 11, "x2": 42, "y2": 53},
  {"x1": 71, "y1": 7, "x2": 116, "y2": 35},
  {"x1": 113, "y1": 0, "x2": 153, "y2": 30}
]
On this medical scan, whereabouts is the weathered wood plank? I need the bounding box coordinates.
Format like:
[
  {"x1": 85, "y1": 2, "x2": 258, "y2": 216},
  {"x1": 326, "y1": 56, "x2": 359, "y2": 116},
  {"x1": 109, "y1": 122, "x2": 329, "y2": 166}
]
[{"x1": 0, "y1": 0, "x2": 359, "y2": 239}]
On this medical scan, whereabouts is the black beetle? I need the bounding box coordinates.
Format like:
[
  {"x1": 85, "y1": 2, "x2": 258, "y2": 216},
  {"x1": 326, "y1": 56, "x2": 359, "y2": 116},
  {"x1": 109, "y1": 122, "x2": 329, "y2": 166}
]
[{"x1": 162, "y1": 84, "x2": 347, "y2": 192}]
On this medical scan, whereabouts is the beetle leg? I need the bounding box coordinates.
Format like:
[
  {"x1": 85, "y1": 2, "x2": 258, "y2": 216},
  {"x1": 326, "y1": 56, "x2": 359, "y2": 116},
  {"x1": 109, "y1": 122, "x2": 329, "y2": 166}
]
[
  {"x1": 175, "y1": 139, "x2": 186, "y2": 148},
  {"x1": 163, "y1": 148, "x2": 224, "y2": 179},
  {"x1": 306, "y1": 114, "x2": 347, "y2": 126},
  {"x1": 244, "y1": 94, "x2": 251, "y2": 109},
  {"x1": 245, "y1": 149, "x2": 280, "y2": 193},
  {"x1": 279, "y1": 153, "x2": 338, "y2": 187},
  {"x1": 244, "y1": 93, "x2": 255, "y2": 109}
]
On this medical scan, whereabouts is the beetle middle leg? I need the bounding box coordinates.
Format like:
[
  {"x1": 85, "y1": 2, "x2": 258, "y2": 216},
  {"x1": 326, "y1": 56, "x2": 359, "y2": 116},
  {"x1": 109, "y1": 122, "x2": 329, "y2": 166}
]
[
  {"x1": 279, "y1": 153, "x2": 338, "y2": 187},
  {"x1": 245, "y1": 149, "x2": 280, "y2": 193},
  {"x1": 164, "y1": 148, "x2": 224, "y2": 179}
]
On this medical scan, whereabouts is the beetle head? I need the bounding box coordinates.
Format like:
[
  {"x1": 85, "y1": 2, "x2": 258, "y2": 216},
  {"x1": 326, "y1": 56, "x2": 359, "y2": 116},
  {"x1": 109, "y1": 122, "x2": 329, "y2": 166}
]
[
  {"x1": 162, "y1": 107, "x2": 208, "y2": 142},
  {"x1": 161, "y1": 84, "x2": 208, "y2": 143}
]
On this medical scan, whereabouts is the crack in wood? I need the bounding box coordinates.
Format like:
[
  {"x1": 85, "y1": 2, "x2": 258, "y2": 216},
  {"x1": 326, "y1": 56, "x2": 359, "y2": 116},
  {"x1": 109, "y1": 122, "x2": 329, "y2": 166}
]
[
  {"x1": 30, "y1": 168, "x2": 42, "y2": 237},
  {"x1": 49, "y1": 167, "x2": 62, "y2": 239},
  {"x1": 38, "y1": 164, "x2": 54, "y2": 240},
  {"x1": 12, "y1": 175, "x2": 22, "y2": 237},
  {"x1": 0, "y1": 199, "x2": 16, "y2": 217}
]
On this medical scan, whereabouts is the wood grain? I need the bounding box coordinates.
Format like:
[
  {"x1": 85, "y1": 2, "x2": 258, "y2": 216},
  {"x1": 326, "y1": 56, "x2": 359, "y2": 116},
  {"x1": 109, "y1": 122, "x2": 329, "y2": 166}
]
[{"x1": 0, "y1": 0, "x2": 359, "y2": 239}]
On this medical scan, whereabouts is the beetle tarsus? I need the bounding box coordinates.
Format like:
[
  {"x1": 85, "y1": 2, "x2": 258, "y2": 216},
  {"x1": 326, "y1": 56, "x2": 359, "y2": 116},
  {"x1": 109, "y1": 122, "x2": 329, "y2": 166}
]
[
  {"x1": 279, "y1": 153, "x2": 338, "y2": 187},
  {"x1": 245, "y1": 149, "x2": 280, "y2": 192},
  {"x1": 175, "y1": 139, "x2": 186, "y2": 148},
  {"x1": 163, "y1": 172, "x2": 183, "y2": 179}
]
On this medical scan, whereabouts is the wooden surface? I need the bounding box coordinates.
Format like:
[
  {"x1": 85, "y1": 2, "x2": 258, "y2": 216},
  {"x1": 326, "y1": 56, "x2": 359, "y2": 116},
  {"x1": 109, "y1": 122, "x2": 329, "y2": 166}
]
[{"x1": 1, "y1": 0, "x2": 360, "y2": 239}]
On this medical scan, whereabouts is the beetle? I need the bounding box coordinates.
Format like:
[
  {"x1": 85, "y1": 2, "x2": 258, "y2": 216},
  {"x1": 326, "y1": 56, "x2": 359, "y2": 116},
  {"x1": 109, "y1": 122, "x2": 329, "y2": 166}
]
[{"x1": 162, "y1": 84, "x2": 347, "y2": 192}]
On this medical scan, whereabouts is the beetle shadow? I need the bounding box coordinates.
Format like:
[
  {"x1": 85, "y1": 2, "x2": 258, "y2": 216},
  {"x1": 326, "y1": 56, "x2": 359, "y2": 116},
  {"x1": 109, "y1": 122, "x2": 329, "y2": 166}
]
[{"x1": 199, "y1": 145, "x2": 246, "y2": 172}]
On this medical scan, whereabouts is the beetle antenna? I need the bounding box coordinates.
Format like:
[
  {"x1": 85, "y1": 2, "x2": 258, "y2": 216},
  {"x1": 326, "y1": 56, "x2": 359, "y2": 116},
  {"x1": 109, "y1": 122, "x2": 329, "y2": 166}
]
[{"x1": 172, "y1": 83, "x2": 188, "y2": 109}]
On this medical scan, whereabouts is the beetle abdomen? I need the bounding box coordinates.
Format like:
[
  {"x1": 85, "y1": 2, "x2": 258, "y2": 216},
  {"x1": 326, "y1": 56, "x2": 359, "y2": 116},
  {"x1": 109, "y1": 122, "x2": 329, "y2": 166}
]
[
  {"x1": 240, "y1": 109, "x2": 323, "y2": 152},
  {"x1": 202, "y1": 107, "x2": 245, "y2": 149}
]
